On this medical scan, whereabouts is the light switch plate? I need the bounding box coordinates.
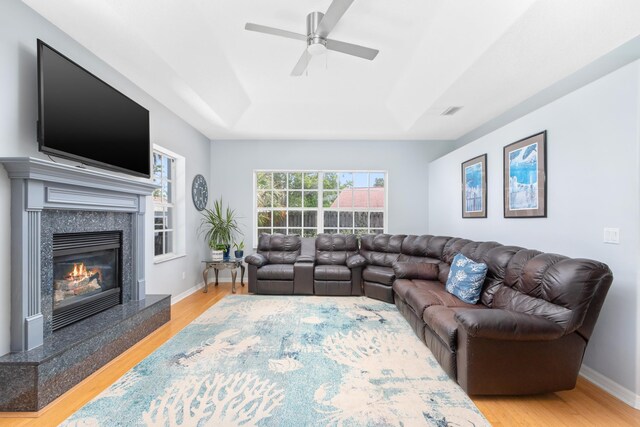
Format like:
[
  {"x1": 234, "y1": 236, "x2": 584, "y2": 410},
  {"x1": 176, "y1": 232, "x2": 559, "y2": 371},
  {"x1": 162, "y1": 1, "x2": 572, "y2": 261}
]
[{"x1": 603, "y1": 228, "x2": 620, "y2": 244}]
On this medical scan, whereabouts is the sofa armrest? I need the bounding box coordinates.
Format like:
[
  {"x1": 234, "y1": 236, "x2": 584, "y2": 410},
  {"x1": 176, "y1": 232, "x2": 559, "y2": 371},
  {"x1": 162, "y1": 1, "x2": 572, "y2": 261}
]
[
  {"x1": 392, "y1": 262, "x2": 439, "y2": 280},
  {"x1": 245, "y1": 253, "x2": 268, "y2": 267},
  {"x1": 346, "y1": 254, "x2": 367, "y2": 269},
  {"x1": 296, "y1": 254, "x2": 315, "y2": 263},
  {"x1": 454, "y1": 309, "x2": 564, "y2": 341}
]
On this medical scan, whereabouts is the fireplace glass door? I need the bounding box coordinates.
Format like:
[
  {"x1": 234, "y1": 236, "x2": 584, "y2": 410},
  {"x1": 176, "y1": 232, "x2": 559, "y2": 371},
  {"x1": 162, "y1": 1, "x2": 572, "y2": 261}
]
[
  {"x1": 53, "y1": 249, "x2": 118, "y2": 309},
  {"x1": 52, "y1": 231, "x2": 122, "y2": 330}
]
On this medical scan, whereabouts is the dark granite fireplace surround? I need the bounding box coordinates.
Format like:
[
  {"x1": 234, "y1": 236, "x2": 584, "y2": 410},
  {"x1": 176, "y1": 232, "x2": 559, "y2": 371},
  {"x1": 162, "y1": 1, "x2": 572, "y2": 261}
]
[
  {"x1": 42, "y1": 210, "x2": 132, "y2": 335},
  {"x1": 0, "y1": 158, "x2": 171, "y2": 412}
]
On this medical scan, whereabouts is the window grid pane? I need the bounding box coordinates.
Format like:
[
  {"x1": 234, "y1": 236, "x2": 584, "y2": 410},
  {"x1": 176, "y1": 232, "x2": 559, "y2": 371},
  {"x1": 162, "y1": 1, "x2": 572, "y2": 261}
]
[{"x1": 254, "y1": 170, "x2": 386, "y2": 241}]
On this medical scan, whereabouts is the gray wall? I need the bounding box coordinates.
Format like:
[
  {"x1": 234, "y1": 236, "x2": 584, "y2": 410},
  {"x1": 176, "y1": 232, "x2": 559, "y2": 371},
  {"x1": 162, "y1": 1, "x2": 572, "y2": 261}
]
[
  {"x1": 210, "y1": 140, "x2": 454, "y2": 251},
  {"x1": 0, "y1": 0, "x2": 211, "y2": 356},
  {"x1": 429, "y1": 60, "x2": 640, "y2": 395}
]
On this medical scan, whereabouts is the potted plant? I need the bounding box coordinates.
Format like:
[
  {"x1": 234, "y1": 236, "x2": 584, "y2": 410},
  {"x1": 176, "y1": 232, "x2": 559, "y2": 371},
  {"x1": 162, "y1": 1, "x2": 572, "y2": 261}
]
[
  {"x1": 233, "y1": 240, "x2": 245, "y2": 259},
  {"x1": 211, "y1": 243, "x2": 226, "y2": 261},
  {"x1": 199, "y1": 198, "x2": 242, "y2": 260}
]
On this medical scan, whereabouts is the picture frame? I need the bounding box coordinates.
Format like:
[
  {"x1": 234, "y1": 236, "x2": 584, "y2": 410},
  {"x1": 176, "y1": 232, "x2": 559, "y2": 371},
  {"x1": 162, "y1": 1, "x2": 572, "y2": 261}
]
[
  {"x1": 461, "y1": 154, "x2": 487, "y2": 218},
  {"x1": 503, "y1": 131, "x2": 547, "y2": 218}
]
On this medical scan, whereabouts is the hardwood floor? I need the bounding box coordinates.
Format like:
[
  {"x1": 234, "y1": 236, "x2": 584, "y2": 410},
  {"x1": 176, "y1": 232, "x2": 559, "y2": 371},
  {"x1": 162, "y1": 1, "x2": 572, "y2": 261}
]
[{"x1": 0, "y1": 283, "x2": 638, "y2": 426}]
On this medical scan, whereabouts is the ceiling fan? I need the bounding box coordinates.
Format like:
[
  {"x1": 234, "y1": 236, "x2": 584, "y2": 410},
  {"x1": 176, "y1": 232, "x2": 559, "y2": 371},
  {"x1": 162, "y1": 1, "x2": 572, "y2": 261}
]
[{"x1": 245, "y1": 0, "x2": 379, "y2": 76}]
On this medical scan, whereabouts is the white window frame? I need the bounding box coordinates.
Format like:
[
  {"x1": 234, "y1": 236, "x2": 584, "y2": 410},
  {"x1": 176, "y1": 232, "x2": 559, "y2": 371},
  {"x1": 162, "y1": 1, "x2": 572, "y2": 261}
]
[
  {"x1": 153, "y1": 145, "x2": 186, "y2": 263},
  {"x1": 253, "y1": 170, "x2": 388, "y2": 247}
]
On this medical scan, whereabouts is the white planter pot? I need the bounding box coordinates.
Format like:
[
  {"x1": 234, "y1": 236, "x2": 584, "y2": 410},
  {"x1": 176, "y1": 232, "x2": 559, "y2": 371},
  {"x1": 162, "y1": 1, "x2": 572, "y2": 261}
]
[{"x1": 211, "y1": 250, "x2": 224, "y2": 261}]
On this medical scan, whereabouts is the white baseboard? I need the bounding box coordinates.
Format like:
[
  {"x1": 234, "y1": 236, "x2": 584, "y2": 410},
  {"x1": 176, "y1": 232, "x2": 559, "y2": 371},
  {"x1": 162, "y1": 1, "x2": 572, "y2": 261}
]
[
  {"x1": 579, "y1": 365, "x2": 640, "y2": 409},
  {"x1": 171, "y1": 281, "x2": 205, "y2": 304}
]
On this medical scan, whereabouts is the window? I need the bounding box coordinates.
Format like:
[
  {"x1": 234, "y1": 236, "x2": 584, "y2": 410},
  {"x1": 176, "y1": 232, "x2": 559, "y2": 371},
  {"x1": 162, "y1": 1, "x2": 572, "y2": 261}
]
[
  {"x1": 321, "y1": 172, "x2": 386, "y2": 235},
  {"x1": 152, "y1": 145, "x2": 186, "y2": 262},
  {"x1": 153, "y1": 151, "x2": 175, "y2": 257},
  {"x1": 254, "y1": 171, "x2": 386, "y2": 241}
]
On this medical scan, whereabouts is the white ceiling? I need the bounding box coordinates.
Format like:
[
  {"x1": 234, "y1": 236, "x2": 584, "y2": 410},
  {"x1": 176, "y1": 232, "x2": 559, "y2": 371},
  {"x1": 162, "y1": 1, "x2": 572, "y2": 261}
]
[{"x1": 22, "y1": 0, "x2": 640, "y2": 140}]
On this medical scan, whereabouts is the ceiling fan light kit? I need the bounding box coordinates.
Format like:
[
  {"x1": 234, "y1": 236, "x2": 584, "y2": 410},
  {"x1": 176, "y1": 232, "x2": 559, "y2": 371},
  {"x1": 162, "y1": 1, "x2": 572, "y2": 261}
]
[
  {"x1": 307, "y1": 41, "x2": 327, "y2": 56},
  {"x1": 245, "y1": 0, "x2": 379, "y2": 76}
]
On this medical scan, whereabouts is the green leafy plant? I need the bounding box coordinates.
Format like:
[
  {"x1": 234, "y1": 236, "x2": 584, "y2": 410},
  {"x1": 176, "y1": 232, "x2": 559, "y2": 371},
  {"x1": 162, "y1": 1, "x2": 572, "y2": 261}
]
[
  {"x1": 199, "y1": 198, "x2": 242, "y2": 249},
  {"x1": 233, "y1": 240, "x2": 245, "y2": 251}
]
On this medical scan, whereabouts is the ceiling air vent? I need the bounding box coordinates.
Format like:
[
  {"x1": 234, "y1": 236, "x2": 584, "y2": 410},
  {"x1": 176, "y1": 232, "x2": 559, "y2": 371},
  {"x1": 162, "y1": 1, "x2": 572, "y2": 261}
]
[{"x1": 441, "y1": 106, "x2": 463, "y2": 116}]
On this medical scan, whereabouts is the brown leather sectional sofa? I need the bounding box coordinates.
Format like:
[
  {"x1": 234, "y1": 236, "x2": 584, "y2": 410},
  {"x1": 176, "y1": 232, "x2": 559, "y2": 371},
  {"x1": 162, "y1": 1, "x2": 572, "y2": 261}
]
[{"x1": 246, "y1": 232, "x2": 613, "y2": 395}]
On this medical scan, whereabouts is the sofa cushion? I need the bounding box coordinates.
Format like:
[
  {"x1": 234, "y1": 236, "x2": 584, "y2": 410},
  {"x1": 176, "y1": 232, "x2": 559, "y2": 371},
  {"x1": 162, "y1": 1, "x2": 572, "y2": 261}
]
[
  {"x1": 442, "y1": 238, "x2": 473, "y2": 264},
  {"x1": 402, "y1": 280, "x2": 476, "y2": 317},
  {"x1": 362, "y1": 265, "x2": 395, "y2": 285},
  {"x1": 315, "y1": 265, "x2": 351, "y2": 281},
  {"x1": 360, "y1": 234, "x2": 406, "y2": 267},
  {"x1": 392, "y1": 278, "x2": 422, "y2": 301},
  {"x1": 393, "y1": 262, "x2": 439, "y2": 280},
  {"x1": 480, "y1": 245, "x2": 527, "y2": 307},
  {"x1": 445, "y1": 253, "x2": 488, "y2": 304},
  {"x1": 397, "y1": 235, "x2": 452, "y2": 264},
  {"x1": 256, "y1": 264, "x2": 294, "y2": 280},
  {"x1": 400, "y1": 235, "x2": 430, "y2": 257},
  {"x1": 315, "y1": 233, "x2": 359, "y2": 265},
  {"x1": 257, "y1": 233, "x2": 301, "y2": 264}
]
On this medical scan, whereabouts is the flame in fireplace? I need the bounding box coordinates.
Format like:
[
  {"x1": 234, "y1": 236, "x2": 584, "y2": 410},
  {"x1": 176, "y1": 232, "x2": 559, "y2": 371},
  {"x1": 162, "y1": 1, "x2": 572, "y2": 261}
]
[
  {"x1": 66, "y1": 263, "x2": 95, "y2": 280},
  {"x1": 55, "y1": 262, "x2": 103, "y2": 305}
]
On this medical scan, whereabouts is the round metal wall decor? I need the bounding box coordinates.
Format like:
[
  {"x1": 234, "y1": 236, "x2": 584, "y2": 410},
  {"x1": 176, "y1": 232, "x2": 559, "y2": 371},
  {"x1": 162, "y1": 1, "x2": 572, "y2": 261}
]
[{"x1": 191, "y1": 174, "x2": 208, "y2": 211}]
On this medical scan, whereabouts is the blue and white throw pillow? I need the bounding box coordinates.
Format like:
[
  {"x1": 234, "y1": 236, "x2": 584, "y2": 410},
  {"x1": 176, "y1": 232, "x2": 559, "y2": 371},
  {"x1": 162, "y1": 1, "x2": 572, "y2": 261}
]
[{"x1": 445, "y1": 253, "x2": 488, "y2": 304}]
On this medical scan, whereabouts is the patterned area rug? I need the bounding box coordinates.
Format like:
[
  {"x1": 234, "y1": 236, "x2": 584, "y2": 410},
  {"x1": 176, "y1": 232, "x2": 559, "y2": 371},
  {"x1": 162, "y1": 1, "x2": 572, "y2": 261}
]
[{"x1": 62, "y1": 296, "x2": 489, "y2": 426}]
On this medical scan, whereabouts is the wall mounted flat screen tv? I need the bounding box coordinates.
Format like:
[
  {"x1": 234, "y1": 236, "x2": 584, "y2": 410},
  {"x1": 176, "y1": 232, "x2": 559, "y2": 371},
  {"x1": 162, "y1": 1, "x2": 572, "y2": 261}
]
[{"x1": 37, "y1": 39, "x2": 150, "y2": 178}]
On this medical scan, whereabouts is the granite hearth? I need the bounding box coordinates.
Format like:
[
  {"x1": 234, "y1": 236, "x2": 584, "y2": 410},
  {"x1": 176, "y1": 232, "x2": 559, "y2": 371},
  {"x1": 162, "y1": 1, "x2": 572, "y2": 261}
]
[
  {"x1": 0, "y1": 295, "x2": 170, "y2": 411},
  {"x1": 0, "y1": 158, "x2": 171, "y2": 412}
]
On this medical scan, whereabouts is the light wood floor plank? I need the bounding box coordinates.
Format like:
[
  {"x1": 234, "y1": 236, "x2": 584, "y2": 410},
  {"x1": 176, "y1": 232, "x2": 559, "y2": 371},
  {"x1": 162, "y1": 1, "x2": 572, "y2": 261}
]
[{"x1": 0, "y1": 284, "x2": 637, "y2": 426}]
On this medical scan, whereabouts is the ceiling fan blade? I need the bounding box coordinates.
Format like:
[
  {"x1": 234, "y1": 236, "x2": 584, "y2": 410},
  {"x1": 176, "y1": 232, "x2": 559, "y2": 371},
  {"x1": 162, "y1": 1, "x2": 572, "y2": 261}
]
[
  {"x1": 291, "y1": 50, "x2": 313, "y2": 76},
  {"x1": 245, "y1": 23, "x2": 307, "y2": 41},
  {"x1": 316, "y1": 0, "x2": 355, "y2": 38},
  {"x1": 325, "y1": 39, "x2": 379, "y2": 60}
]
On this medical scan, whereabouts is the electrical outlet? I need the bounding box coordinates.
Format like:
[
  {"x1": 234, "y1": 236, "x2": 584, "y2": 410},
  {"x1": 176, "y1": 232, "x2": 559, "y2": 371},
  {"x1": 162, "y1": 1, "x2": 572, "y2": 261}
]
[
  {"x1": 603, "y1": 228, "x2": 620, "y2": 244},
  {"x1": 182, "y1": 271, "x2": 186, "y2": 280}
]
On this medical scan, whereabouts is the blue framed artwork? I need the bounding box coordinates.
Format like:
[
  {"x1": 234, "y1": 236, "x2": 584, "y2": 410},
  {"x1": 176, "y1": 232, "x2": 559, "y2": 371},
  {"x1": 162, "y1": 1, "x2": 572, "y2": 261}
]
[
  {"x1": 503, "y1": 131, "x2": 547, "y2": 218},
  {"x1": 461, "y1": 154, "x2": 487, "y2": 218}
]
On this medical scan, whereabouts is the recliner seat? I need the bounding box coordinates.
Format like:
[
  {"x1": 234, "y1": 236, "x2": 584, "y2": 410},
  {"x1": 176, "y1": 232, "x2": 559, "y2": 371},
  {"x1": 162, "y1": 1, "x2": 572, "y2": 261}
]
[
  {"x1": 313, "y1": 233, "x2": 366, "y2": 296},
  {"x1": 359, "y1": 234, "x2": 405, "y2": 302},
  {"x1": 245, "y1": 234, "x2": 314, "y2": 295}
]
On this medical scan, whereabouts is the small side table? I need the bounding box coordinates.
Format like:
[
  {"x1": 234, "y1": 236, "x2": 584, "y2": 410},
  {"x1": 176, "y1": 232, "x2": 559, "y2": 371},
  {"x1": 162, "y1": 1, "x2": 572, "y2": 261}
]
[{"x1": 202, "y1": 258, "x2": 245, "y2": 294}]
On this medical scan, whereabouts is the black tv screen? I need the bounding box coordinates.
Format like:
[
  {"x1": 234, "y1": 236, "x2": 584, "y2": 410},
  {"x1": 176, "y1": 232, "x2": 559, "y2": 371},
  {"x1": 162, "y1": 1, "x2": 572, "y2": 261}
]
[{"x1": 37, "y1": 40, "x2": 150, "y2": 178}]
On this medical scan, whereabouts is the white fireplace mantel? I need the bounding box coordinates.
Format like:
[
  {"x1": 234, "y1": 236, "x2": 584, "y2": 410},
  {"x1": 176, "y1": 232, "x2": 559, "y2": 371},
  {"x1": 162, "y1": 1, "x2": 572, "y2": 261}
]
[{"x1": 1, "y1": 157, "x2": 157, "y2": 352}]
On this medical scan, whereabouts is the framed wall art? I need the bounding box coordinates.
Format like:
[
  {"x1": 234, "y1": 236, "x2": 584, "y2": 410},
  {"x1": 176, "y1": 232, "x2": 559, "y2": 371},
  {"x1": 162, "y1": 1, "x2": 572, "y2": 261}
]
[
  {"x1": 461, "y1": 154, "x2": 487, "y2": 218},
  {"x1": 503, "y1": 131, "x2": 547, "y2": 218}
]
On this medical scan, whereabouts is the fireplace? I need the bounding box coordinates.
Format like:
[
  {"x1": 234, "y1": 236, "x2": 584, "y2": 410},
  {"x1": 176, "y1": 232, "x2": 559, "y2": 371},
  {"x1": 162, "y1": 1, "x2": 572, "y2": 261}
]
[
  {"x1": 52, "y1": 231, "x2": 122, "y2": 330},
  {"x1": 0, "y1": 158, "x2": 172, "y2": 412}
]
